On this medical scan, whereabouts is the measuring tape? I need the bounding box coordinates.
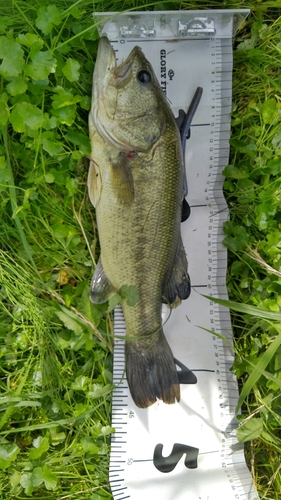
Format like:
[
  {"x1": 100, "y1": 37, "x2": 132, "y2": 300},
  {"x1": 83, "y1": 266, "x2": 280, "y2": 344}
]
[{"x1": 94, "y1": 10, "x2": 258, "y2": 500}]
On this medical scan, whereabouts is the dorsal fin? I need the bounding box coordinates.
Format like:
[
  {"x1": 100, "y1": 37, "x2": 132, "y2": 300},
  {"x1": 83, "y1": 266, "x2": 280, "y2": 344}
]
[{"x1": 162, "y1": 237, "x2": 191, "y2": 307}]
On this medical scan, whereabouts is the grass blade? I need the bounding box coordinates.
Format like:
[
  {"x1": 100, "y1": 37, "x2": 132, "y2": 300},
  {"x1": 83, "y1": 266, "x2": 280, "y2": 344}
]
[
  {"x1": 202, "y1": 294, "x2": 281, "y2": 321},
  {"x1": 235, "y1": 325, "x2": 281, "y2": 413}
]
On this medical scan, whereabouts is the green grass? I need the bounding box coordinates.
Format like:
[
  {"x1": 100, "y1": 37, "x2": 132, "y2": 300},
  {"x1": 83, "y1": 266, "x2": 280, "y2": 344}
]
[
  {"x1": 223, "y1": 9, "x2": 281, "y2": 498},
  {"x1": 1, "y1": 1, "x2": 281, "y2": 498}
]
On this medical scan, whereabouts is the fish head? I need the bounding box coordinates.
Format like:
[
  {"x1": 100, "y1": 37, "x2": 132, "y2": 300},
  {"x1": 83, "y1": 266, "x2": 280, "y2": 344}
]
[{"x1": 90, "y1": 36, "x2": 170, "y2": 152}]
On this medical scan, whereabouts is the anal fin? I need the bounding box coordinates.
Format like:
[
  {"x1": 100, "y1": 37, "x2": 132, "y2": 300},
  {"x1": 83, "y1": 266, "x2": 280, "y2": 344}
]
[{"x1": 90, "y1": 258, "x2": 116, "y2": 304}]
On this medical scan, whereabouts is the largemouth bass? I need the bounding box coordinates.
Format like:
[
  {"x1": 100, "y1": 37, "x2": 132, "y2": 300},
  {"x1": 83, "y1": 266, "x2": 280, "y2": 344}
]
[{"x1": 88, "y1": 36, "x2": 190, "y2": 408}]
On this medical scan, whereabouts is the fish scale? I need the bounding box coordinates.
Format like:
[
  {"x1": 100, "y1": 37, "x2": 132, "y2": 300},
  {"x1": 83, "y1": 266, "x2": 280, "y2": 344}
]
[{"x1": 92, "y1": 9, "x2": 259, "y2": 500}]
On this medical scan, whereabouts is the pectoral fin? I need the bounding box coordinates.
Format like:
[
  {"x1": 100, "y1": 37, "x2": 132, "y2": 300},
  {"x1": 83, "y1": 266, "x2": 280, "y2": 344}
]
[
  {"x1": 88, "y1": 159, "x2": 102, "y2": 208},
  {"x1": 163, "y1": 237, "x2": 191, "y2": 307},
  {"x1": 90, "y1": 258, "x2": 116, "y2": 304},
  {"x1": 110, "y1": 152, "x2": 134, "y2": 205}
]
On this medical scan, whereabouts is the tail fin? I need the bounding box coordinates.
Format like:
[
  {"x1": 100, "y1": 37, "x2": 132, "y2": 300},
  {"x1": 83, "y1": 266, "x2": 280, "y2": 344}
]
[{"x1": 125, "y1": 330, "x2": 180, "y2": 408}]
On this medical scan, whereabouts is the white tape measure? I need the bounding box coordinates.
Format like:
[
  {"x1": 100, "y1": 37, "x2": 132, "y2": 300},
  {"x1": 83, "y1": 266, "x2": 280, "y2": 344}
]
[{"x1": 94, "y1": 10, "x2": 259, "y2": 500}]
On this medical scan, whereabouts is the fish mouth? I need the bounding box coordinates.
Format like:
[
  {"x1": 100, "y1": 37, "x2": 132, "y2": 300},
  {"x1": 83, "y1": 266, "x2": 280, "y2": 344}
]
[
  {"x1": 94, "y1": 36, "x2": 139, "y2": 87},
  {"x1": 91, "y1": 37, "x2": 121, "y2": 148},
  {"x1": 91, "y1": 37, "x2": 132, "y2": 149},
  {"x1": 91, "y1": 37, "x2": 148, "y2": 150},
  {"x1": 93, "y1": 36, "x2": 117, "y2": 104},
  {"x1": 94, "y1": 37, "x2": 142, "y2": 98}
]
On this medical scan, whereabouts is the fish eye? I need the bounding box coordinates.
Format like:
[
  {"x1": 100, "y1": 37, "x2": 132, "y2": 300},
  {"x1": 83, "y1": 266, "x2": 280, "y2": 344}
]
[{"x1": 137, "y1": 70, "x2": 152, "y2": 85}]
